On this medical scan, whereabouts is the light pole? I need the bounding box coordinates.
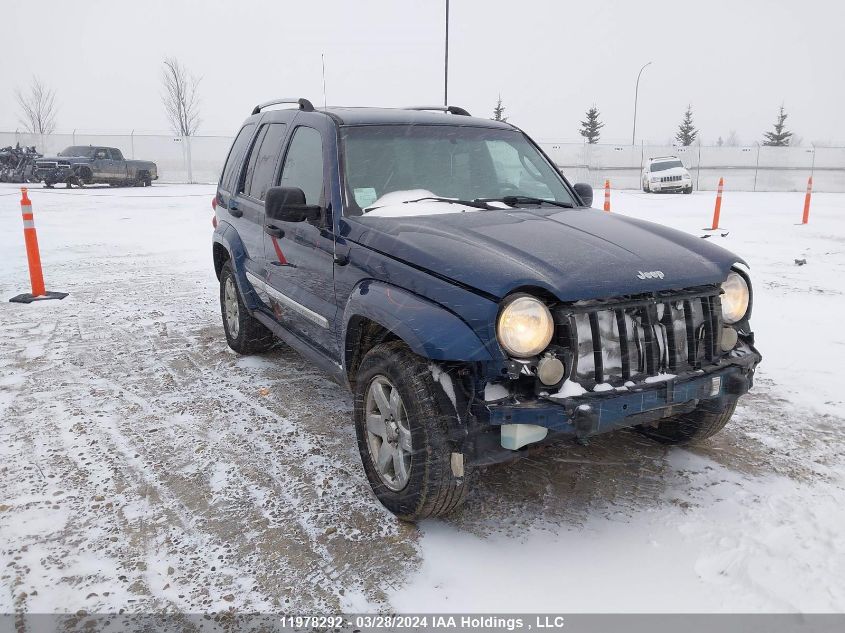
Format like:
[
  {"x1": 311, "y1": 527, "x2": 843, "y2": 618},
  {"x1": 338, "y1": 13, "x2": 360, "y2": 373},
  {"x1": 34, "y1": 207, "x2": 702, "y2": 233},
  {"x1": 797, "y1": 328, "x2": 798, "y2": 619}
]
[
  {"x1": 631, "y1": 61, "x2": 652, "y2": 146},
  {"x1": 444, "y1": 0, "x2": 450, "y2": 106}
]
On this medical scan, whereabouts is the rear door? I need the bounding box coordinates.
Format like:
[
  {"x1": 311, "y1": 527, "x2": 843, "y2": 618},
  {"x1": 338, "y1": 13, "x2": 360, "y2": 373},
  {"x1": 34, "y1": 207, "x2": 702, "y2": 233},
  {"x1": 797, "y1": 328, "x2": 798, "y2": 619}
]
[
  {"x1": 109, "y1": 148, "x2": 127, "y2": 180},
  {"x1": 216, "y1": 123, "x2": 264, "y2": 279},
  {"x1": 232, "y1": 121, "x2": 289, "y2": 291},
  {"x1": 92, "y1": 147, "x2": 114, "y2": 182},
  {"x1": 264, "y1": 118, "x2": 339, "y2": 359}
]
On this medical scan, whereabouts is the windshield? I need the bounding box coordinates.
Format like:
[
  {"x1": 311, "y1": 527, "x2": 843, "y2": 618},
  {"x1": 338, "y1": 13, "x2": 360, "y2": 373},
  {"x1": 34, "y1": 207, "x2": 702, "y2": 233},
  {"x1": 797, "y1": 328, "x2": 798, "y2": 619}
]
[
  {"x1": 59, "y1": 146, "x2": 96, "y2": 158},
  {"x1": 341, "y1": 125, "x2": 576, "y2": 214},
  {"x1": 650, "y1": 160, "x2": 684, "y2": 172}
]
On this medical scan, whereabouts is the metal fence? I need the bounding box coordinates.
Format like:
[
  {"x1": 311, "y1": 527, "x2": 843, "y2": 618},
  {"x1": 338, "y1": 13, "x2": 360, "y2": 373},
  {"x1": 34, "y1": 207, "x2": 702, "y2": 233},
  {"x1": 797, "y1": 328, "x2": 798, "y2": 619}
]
[
  {"x1": 0, "y1": 131, "x2": 233, "y2": 184},
  {"x1": 541, "y1": 142, "x2": 845, "y2": 192},
  {"x1": 3, "y1": 130, "x2": 844, "y2": 192}
]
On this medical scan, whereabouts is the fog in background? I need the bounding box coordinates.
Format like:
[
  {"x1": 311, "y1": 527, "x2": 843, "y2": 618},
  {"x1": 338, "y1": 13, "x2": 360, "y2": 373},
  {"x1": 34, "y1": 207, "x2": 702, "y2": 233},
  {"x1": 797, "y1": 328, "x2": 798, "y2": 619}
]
[{"x1": 3, "y1": 0, "x2": 843, "y2": 145}]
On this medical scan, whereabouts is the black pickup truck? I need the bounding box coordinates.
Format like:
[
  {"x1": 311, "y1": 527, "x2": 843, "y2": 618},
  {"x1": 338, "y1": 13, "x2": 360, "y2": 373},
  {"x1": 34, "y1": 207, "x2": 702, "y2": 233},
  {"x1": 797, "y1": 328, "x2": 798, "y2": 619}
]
[{"x1": 34, "y1": 146, "x2": 158, "y2": 188}]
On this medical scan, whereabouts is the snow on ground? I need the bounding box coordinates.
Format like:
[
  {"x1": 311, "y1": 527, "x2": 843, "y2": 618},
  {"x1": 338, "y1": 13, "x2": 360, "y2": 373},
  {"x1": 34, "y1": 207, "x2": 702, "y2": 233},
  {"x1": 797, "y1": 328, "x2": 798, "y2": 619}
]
[{"x1": 0, "y1": 183, "x2": 843, "y2": 614}]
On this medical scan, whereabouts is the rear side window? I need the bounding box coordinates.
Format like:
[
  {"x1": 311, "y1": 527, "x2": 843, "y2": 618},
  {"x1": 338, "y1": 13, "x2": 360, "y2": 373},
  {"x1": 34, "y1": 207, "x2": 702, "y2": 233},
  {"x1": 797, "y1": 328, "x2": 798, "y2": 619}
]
[
  {"x1": 279, "y1": 127, "x2": 324, "y2": 205},
  {"x1": 220, "y1": 123, "x2": 255, "y2": 191},
  {"x1": 243, "y1": 123, "x2": 287, "y2": 200},
  {"x1": 240, "y1": 126, "x2": 269, "y2": 196}
]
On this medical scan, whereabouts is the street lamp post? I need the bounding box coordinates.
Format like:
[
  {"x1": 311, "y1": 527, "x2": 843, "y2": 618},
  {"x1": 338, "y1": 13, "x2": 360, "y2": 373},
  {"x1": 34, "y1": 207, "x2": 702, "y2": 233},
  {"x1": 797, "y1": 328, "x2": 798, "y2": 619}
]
[
  {"x1": 444, "y1": 0, "x2": 450, "y2": 106},
  {"x1": 632, "y1": 61, "x2": 652, "y2": 146}
]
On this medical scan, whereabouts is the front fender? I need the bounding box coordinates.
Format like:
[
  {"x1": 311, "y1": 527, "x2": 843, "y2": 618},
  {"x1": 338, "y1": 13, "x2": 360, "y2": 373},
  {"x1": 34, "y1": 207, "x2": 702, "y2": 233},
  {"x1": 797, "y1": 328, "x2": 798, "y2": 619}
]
[
  {"x1": 212, "y1": 222, "x2": 261, "y2": 311},
  {"x1": 342, "y1": 280, "x2": 496, "y2": 364}
]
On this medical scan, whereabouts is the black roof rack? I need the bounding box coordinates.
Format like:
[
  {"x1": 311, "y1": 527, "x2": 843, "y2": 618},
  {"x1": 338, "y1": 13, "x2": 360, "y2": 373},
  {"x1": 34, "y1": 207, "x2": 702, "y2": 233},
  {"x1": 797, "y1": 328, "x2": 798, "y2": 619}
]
[
  {"x1": 252, "y1": 98, "x2": 314, "y2": 115},
  {"x1": 403, "y1": 105, "x2": 471, "y2": 117}
]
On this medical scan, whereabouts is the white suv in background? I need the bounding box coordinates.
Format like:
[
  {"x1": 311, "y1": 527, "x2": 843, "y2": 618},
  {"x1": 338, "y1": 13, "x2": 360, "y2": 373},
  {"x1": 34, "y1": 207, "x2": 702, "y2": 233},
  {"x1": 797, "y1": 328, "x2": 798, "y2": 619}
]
[{"x1": 642, "y1": 156, "x2": 693, "y2": 194}]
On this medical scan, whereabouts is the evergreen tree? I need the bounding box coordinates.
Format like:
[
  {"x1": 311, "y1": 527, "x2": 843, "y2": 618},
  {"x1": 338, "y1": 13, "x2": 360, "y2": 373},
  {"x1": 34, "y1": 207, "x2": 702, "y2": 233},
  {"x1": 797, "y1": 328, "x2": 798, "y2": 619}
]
[
  {"x1": 579, "y1": 105, "x2": 605, "y2": 144},
  {"x1": 675, "y1": 105, "x2": 698, "y2": 146},
  {"x1": 763, "y1": 105, "x2": 793, "y2": 146},
  {"x1": 492, "y1": 95, "x2": 507, "y2": 122}
]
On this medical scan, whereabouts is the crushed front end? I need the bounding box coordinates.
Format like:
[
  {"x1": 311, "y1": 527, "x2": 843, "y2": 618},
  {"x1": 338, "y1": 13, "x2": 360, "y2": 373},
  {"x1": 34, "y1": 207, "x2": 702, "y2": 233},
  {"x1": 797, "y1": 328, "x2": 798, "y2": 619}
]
[{"x1": 463, "y1": 283, "x2": 761, "y2": 465}]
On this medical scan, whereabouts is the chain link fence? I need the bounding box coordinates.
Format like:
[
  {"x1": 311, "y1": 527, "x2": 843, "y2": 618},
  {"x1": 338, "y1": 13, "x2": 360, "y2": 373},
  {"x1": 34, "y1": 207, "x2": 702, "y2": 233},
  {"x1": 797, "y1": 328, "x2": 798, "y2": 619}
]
[{"x1": 3, "y1": 130, "x2": 844, "y2": 191}]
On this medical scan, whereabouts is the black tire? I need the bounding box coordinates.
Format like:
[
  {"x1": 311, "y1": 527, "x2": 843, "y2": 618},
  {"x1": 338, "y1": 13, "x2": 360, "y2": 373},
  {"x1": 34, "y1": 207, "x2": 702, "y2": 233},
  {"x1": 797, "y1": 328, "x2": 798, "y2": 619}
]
[
  {"x1": 637, "y1": 400, "x2": 736, "y2": 445},
  {"x1": 219, "y1": 260, "x2": 275, "y2": 354},
  {"x1": 684, "y1": 186, "x2": 693, "y2": 194},
  {"x1": 353, "y1": 341, "x2": 471, "y2": 521},
  {"x1": 642, "y1": 182, "x2": 649, "y2": 192}
]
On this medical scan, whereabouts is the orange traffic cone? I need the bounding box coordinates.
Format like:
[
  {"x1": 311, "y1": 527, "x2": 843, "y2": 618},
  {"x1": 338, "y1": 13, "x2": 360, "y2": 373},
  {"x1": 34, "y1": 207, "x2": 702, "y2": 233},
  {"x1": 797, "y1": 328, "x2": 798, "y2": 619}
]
[
  {"x1": 10, "y1": 188, "x2": 68, "y2": 304},
  {"x1": 603, "y1": 179, "x2": 611, "y2": 212},
  {"x1": 801, "y1": 176, "x2": 813, "y2": 225},
  {"x1": 707, "y1": 177, "x2": 724, "y2": 230}
]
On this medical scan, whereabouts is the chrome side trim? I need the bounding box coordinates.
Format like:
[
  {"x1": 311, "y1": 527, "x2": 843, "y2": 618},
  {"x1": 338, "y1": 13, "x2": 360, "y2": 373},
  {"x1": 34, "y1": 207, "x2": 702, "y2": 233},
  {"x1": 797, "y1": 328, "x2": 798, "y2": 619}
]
[{"x1": 245, "y1": 271, "x2": 329, "y2": 329}]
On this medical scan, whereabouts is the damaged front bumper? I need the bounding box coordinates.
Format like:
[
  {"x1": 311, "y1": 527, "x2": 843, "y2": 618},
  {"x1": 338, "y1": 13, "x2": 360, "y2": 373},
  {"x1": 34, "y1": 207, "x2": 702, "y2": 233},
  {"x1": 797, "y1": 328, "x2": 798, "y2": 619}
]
[
  {"x1": 35, "y1": 166, "x2": 73, "y2": 184},
  {"x1": 468, "y1": 344, "x2": 761, "y2": 465}
]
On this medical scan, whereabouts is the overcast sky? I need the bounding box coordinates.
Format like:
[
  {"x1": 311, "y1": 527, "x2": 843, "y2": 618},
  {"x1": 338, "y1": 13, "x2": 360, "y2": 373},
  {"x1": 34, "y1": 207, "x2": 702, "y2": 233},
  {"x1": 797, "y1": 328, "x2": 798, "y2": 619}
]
[{"x1": 4, "y1": 0, "x2": 844, "y2": 145}]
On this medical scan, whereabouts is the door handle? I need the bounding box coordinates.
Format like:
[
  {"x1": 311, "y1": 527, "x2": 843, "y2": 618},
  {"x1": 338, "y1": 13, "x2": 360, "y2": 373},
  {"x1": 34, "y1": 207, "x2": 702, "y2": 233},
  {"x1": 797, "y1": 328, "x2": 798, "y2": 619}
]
[
  {"x1": 265, "y1": 224, "x2": 284, "y2": 239},
  {"x1": 228, "y1": 200, "x2": 242, "y2": 217}
]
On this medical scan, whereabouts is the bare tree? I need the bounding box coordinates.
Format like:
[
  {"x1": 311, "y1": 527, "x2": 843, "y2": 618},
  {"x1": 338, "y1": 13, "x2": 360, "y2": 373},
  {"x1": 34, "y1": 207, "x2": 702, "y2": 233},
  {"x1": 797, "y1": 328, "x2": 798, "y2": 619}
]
[
  {"x1": 161, "y1": 57, "x2": 202, "y2": 136},
  {"x1": 16, "y1": 76, "x2": 58, "y2": 135}
]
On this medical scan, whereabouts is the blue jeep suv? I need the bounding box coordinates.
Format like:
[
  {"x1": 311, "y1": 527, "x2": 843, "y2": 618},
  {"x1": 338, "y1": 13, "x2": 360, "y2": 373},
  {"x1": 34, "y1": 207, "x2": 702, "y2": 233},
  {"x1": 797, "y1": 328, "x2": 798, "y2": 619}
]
[{"x1": 212, "y1": 98, "x2": 761, "y2": 520}]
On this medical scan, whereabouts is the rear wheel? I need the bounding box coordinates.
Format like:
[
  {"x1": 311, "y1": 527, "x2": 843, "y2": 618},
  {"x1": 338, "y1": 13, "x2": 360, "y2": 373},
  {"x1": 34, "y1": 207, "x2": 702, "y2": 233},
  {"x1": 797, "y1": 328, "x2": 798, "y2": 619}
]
[
  {"x1": 354, "y1": 341, "x2": 470, "y2": 521},
  {"x1": 219, "y1": 261, "x2": 275, "y2": 354},
  {"x1": 638, "y1": 400, "x2": 736, "y2": 445}
]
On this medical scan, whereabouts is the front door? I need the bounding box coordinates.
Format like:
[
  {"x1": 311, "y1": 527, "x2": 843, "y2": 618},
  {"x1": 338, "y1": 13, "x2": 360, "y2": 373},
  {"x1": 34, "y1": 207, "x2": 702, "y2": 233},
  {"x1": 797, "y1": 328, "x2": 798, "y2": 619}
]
[
  {"x1": 231, "y1": 122, "x2": 288, "y2": 285},
  {"x1": 264, "y1": 123, "x2": 339, "y2": 359}
]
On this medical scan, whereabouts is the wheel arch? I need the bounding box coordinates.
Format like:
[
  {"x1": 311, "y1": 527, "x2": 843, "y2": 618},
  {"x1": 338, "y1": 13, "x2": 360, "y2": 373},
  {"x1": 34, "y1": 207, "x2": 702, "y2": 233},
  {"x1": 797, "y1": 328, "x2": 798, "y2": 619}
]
[
  {"x1": 212, "y1": 226, "x2": 260, "y2": 310},
  {"x1": 342, "y1": 280, "x2": 495, "y2": 385}
]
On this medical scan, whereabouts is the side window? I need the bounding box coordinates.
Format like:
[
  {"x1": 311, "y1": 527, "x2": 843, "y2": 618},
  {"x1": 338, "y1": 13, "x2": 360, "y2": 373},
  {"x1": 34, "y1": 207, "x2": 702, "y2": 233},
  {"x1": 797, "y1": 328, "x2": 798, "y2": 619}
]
[
  {"x1": 244, "y1": 123, "x2": 287, "y2": 200},
  {"x1": 220, "y1": 124, "x2": 255, "y2": 192},
  {"x1": 239, "y1": 126, "x2": 268, "y2": 196},
  {"x1": 110, "y1": 149, "x2": 124, "y2": 160},
  {"x1": 94, "y1": 148, "x2": 109, "y2": 160},
  {"x1": 279, "y1": 127, "x2": 324, "y2": 205}
]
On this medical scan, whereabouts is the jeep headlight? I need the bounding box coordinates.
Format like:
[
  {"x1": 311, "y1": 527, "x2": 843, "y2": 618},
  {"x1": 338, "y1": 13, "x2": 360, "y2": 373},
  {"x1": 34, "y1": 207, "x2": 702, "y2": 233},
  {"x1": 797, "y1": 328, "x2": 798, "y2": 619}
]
[
  {"x1": 721, "y1": 271, "x2": 750, "y2": 324},
  {"x1": 497, "y1": 295, "x2": 554, "y2": 358}
]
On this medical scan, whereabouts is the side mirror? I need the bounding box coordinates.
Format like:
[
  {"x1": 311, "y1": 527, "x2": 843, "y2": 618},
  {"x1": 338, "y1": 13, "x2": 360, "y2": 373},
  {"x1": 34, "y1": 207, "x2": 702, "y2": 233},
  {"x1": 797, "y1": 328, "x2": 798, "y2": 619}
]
[
  {"x1": 265, "y1": 186, "x2": 320, "y2": 223},
  {"x1": 573, "y1": 183, "x2": 593, "y2": 207}
]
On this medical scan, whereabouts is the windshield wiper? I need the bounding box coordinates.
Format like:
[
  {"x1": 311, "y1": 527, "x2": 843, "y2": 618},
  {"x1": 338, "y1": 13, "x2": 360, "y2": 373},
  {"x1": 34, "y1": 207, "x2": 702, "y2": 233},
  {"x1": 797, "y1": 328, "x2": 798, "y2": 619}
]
[
  {"x1": 403, "y1": 196, "x2": 495, "y2": 210},
  {"x1": 479, "y1": 196, "x2": 574, "y2": 209}
]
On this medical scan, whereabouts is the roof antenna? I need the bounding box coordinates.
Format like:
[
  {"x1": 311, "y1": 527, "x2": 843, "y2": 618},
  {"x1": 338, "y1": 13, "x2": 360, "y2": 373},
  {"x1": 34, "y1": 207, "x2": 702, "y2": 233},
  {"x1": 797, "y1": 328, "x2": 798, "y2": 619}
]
[{"x1": 321, "y1": 53, "x2": 327, "y2": 109}]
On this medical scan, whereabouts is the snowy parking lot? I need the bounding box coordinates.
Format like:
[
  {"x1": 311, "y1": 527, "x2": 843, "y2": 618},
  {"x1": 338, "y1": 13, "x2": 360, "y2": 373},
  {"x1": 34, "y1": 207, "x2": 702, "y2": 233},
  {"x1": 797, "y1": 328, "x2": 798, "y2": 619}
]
[{"x1": 1, "y1": 183, "x2": 843, "y2": 614}]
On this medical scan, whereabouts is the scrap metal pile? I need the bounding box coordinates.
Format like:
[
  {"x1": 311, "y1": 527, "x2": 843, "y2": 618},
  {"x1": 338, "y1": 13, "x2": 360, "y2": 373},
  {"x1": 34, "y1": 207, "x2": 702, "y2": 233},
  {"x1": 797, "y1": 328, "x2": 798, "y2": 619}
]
[{"x1": 0, "y1": 143, "x2": 42, "y2": 183}]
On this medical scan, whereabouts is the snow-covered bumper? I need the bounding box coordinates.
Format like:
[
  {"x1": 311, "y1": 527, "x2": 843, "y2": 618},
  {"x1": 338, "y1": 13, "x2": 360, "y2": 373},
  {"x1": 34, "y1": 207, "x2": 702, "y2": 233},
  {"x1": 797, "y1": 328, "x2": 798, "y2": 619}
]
[
  {"x1": 649, "y1": 175, "x2": 691, "y2": 191},
  {"x1": 34, "y1": 164, "x2": 74, "y2": 184},
  {"x1": 469, "y1": 345, "x2": 760, "y2": 464}
]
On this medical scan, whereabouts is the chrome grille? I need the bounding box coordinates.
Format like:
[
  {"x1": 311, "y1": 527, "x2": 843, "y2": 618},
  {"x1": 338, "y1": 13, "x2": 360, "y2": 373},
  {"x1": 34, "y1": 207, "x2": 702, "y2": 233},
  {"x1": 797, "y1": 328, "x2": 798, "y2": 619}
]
[
  {"x1": 660, "y1": 175, "x2": 682, "y2": 183},
  {"x1": 556, "y1": 287, "x2": 722, "y2": 387}
]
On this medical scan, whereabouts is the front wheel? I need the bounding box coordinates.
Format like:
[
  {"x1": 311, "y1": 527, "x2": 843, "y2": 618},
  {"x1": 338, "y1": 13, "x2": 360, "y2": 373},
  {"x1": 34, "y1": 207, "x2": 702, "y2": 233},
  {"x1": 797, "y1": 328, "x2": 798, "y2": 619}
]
[
  {"x1": 219, "y1": 261, "x2": 275, "y2": 354},
  {"x1": 637, "y1": 400, "x2": 737, "y2": 445},
  {"x1": 354, "y1": 341, "x2": 470, "y2": 521},
  {"x1": 683, "y1": 186, "x2": 693, "y2": 194}
]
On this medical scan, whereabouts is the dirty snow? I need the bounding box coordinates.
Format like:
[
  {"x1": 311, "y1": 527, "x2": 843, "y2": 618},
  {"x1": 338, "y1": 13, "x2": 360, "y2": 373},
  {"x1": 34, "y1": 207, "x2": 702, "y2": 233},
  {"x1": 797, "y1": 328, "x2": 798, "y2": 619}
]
[{"x1": 1, "y1": 184, "x2": 844, "y2": 614}]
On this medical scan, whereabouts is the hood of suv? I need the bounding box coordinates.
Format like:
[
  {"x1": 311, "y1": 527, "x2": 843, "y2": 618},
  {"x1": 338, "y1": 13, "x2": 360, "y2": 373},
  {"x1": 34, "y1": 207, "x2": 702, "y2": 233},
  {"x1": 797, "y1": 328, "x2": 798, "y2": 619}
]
[{"x1": 347, "y1": 208, "x2": 743, "y2": 301}]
